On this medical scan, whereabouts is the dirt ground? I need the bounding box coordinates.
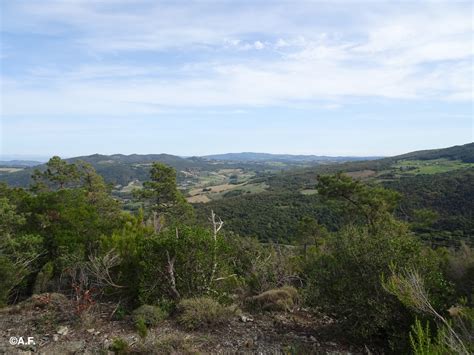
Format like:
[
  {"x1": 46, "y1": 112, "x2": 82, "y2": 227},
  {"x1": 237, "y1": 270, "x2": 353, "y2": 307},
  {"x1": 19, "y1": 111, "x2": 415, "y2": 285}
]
[{"x1": 0, "y1": 293, "x2": 367, "y2": 354}]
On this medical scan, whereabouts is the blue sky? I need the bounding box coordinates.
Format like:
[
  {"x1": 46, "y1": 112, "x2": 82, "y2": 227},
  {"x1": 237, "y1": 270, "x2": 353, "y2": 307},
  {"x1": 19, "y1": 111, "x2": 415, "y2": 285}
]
[{"x1": 1, "y1": 0, "x2": 473, "y2": 158}]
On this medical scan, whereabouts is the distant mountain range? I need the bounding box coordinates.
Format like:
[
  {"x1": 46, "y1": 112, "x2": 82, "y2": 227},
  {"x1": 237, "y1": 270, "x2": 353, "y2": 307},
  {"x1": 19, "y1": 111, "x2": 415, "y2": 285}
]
[
  {"x1": 1, "y1": 143, "x2": 472, "y2": 187},
  {"x1": 0, "y1": 160, "x2": 43, "y2": 167},
  {"x1": 0, "y1": 152, "x2": 378, "y2": 187},
  {"x1": 0, "y1": 152, "x2": 381, "y2": 167},
  {"x1": 202, "y1": 152, "x2": 382, "y2": 162}
]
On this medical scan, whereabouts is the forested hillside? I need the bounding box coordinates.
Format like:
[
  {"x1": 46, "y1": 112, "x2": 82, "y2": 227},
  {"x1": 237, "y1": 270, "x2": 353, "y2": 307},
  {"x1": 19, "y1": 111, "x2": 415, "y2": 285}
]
[
  {"x1": 394, "y1": 143, "x2": 474, "y2": 163},
  {"x1": 196, "y1": 143, "x2": 474, "y2": 246},
  {"x1": 1, "y1": 156, "x2": 472, "y2": 353}
]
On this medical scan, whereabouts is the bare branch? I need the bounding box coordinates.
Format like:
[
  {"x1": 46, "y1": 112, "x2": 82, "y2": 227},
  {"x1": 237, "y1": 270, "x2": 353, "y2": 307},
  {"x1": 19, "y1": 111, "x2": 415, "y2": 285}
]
[
  {"x1": 384, "y1": 268, "x2": 469, "y2": 355},
  {"x1": 206, "y1": 210, "x2": 225, "y2": 291},
  {"x1": 166, "y1": 250, "x2": 180, "y2": 299},
  {"x1": 87, "y1": 250, "x2": 124, "y2": 289}
]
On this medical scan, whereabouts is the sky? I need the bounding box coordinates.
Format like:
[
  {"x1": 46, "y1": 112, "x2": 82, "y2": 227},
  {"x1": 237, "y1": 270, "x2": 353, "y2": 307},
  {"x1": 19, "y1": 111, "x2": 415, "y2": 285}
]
[{"x1": 0, "y1": 0, "x2": 473, "y2": 159}]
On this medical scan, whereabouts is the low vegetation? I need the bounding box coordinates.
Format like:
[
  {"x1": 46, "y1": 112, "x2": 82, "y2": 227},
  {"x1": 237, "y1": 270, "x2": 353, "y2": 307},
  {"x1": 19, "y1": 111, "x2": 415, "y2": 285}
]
[
  {"x1": 132, "y1": 305, "x2": 168, "y2": 327},
  {"x1": 176, "y1": 297, "x2": 237, "y2": 330},
  {"x1": 0, "y1": 152, "x2": 473, "y2": 353},
  {"x1": 245, "y1": 286, "x2": 299, "y2": 312}
]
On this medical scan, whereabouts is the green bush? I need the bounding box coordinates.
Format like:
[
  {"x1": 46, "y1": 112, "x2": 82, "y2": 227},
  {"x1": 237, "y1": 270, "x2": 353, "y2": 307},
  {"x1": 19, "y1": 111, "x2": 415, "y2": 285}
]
[
  {"x1": 135, "y1": 316, "x2": 148, "y2": 338},
  {"x1": 131, "y1": 304, "x2": 167, "y2": 327},
  {"x1": 304, "y1": 221, "x2": 452, "y2": 348},
  {"x1": 0, "y1": 196, "x2": 44, "y2": 305},
  {"x1": 0, "y1": 256, "x2": 17, "y2": 306},
  {"x1": 223, "y1": 235, "x2": 300, "y2": 295},
  {"x1": 385, "y1": 268, "x2": 473, "y2": 354},
  {"x1": 138, "y1": 226, "x2": 233, "y2": 303},
  {"x1": 445, "y1": 243, "x2": 474, "y2": 303},
  {"x1": 33, "y1": 261, "x2": 54, "y2": 294},
  {"x1": 409, "y1": 308, "x2": 473, "y2": 354},
  {"x1": 409, "y1": 319, "x2": 442, "y2": 354},
  {"x1": 0, "y1": 232, "x2": 44, "y2": 305},
  {"x1": 177, "y1": 297, "x2": 236, "y2": 330},
  {"x1": 109, "y1": 337, "x2": 129, "y2": 354},
  {"x1": 113, "y1": 305, "x2": 127, "y2": 320}
]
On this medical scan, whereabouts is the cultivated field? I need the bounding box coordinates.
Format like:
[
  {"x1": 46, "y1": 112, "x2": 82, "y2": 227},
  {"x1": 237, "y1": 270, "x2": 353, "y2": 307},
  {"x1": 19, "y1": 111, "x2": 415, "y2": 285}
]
[
  {"x1": 0, "y1": 167, "x2": 24, "y2": 173},
  {"x1": 392, "y1": 159, "x2": 474, "y2": 175}
]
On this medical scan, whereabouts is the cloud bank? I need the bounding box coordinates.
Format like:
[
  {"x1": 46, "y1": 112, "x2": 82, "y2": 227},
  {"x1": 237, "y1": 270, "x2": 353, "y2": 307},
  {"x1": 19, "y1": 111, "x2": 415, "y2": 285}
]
[{"x1": 1, "y1": 1, "x2": 472, "y2": 116}]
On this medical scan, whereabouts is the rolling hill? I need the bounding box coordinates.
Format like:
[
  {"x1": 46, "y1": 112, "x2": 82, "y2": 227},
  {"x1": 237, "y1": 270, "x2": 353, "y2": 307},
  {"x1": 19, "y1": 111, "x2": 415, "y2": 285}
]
[
  {"x1": 203, "y1": 152, "x2": 381, "y2": 163},
  {"x1": 195, "y1": 142, "x2": 474, "y2": 245},
  {"x1": 0, "y1": 152, "x2": 379, "y2": 188},
  {"x1": 0, "y1": 160, "x2": 42, "y2": 167},
  {"x1": 0, "y1": 153, "x2": 223, "y2": 187}
]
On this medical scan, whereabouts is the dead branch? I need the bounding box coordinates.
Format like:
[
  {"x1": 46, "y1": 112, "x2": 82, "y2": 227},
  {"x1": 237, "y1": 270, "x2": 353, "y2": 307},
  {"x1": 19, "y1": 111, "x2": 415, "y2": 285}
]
[
  {"x1": 152, "y1": 211, "x2": 164, "y2": 233},
  {"x1": 207, "y1": 210, "x2": 224, "y2": 291},
  {"x1": 166, "y1": 250, "x2": 180, "y2": 299},
  {"x1": 87, "y1": 250, "x2": 124, "y2": 289},
  {"x1": 385, "y1": 268, "x2": 469, "y2": 355}
]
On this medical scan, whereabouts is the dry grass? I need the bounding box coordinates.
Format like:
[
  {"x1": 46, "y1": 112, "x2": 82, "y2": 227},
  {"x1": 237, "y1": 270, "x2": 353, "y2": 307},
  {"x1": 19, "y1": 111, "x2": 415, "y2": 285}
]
[
  {"x1": 177, "y1": 297, "x2": 237, "y2": 330},
  {"x1": 300, "y1": 189, "x2": 318, "y2": 195},
  {"x1": 0, "y1": 167, "x2": 23, "y2": 173},
  {"x1": 186, "y1": 195, "x2": 211, "y2": 203},
  {"x1": 188, "y1": 182, "x2": 245, "y2": 196},
  {"x1": 132, "y1": 305, "x2": 168, "y2": 327},
  {"x1": 245, "y1": 286, "x2": 299, "y2": 312}
]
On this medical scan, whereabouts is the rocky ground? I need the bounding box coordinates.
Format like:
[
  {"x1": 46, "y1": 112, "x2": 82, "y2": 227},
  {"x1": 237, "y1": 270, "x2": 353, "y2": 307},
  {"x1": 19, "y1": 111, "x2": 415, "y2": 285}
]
[{"x1": 0, "y1": 293, "x2": 367, "y2": 354}]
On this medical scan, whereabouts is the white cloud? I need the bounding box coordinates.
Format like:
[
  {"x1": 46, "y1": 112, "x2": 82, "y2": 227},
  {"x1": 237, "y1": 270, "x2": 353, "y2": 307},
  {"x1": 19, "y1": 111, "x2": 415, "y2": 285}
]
[
  {"x1": 253, "y1": 41, "x2": 265, "y2": 50},
  {"x1": 1, "y1": 1, "x2": 472, "y2": 116}
]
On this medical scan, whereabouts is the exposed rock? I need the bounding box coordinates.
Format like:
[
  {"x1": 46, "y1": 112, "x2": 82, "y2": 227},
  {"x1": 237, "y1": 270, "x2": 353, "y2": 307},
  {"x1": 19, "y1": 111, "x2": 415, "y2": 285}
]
[
  {"x1": 240, "y1": 315, "x2": 254, "y2": 323},
  {"x1": 57, "y1": 325, "x2": 69, "y2": 335}
]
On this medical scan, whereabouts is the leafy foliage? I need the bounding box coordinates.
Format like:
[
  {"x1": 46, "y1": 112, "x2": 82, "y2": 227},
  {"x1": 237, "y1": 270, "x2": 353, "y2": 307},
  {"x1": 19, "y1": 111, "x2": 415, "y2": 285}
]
[
  {"x1": 132, "y1": 304, "x2": 168, "y2": 327},
  {"x1": 304, "y1": 177, "x2": 455, "y2": 348},
  {"x1": 305, "y1": 223, "x2": 420, "y2": 345},
  {"x1": 134, "y1": 162, "x2": 194, "y2": 227},
  {"x1": 385, "y1": 268, "x2": 473, "y2": 354},
  {"x1": 137, "y1": 225, "x2": 232, "y2": 302},
  {"x1": 0, "y1": 196, "x2": 43, "y2": 304},
  {"x1": 196, "y1": 191, "x2": 342, "y2": 243},
  {"x1": 384, "y1": 168, "x2": 474, "y2": 246},
  {"x1": 317, "y1": 172, "x2": 400, "y2": 228}
]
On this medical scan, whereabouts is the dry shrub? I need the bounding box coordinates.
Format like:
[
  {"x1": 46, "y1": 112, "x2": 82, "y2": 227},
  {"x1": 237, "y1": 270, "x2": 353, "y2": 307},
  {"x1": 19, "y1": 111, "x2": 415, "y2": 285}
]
[
  {"x1": 245, "y1": 286, "x2": 299, "y2": 312},
  {"x1": 177, "y1": 297, "x2": 237, "y2": 330},
  {"x1": 132, "y1": 304, "x2": 168, "y2": 327}
]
